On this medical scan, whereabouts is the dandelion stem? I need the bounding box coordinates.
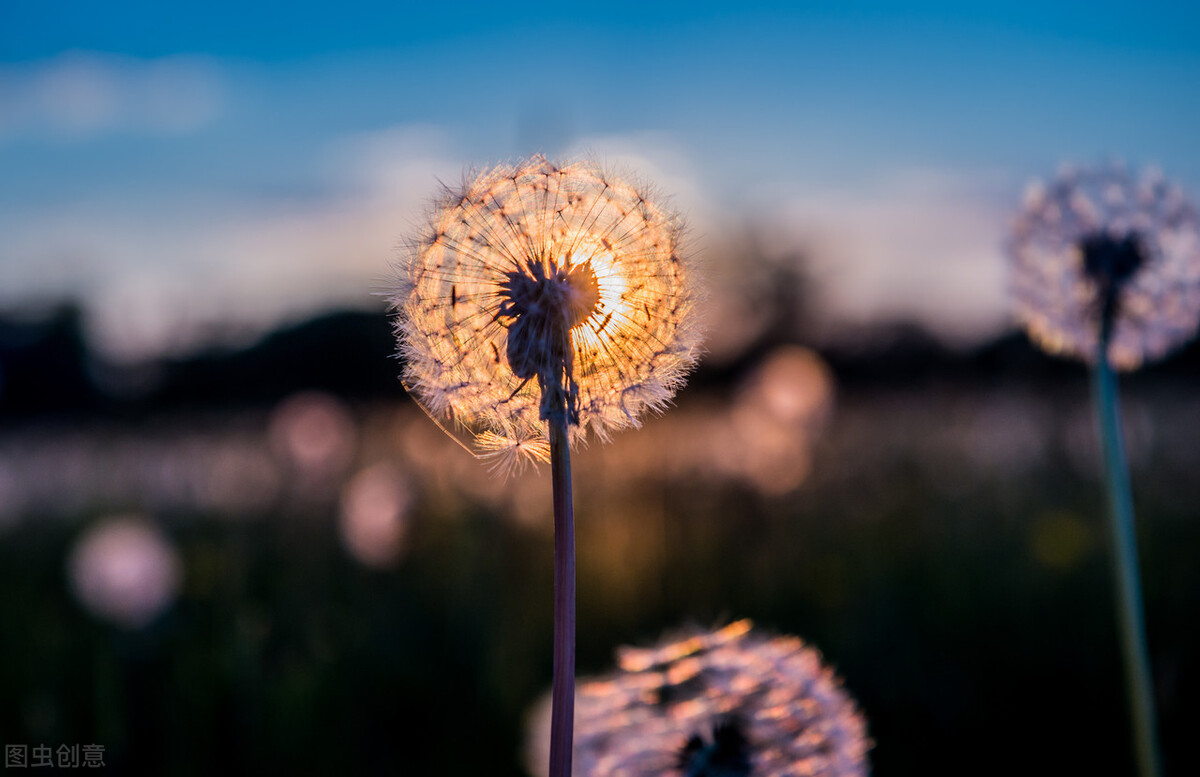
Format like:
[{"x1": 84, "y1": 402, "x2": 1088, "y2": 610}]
[
  {"x1": 1092, "y1": 340, "x2": 1162, "y2": 777},
  {"x1": 548, "y1": 414, "x2": 576, "y2": 777}
]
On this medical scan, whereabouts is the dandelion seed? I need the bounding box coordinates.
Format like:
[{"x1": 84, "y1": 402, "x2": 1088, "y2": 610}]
[
  {"x1": 391, "y1": 155, "x2": 702, "y2": 466},
  {"x1": 526, "y1": 620, "x2": 872, "y2": 777},
  {"x1": 475, "y1": 427, "x2": 553, "y2": 477},
  {"x1": 1008, "y1": 163, "x2": 1200, "y2": 369}
]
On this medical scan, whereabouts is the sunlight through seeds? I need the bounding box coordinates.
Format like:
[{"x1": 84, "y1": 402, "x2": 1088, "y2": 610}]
[{"x1": 391, "y1": 156, "x2": 702, "y2": 471}]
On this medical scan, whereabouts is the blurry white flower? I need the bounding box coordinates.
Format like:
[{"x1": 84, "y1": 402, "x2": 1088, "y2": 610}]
[
  {"x1": 68, "y1": 516, "x2": 181, "y2": 628},
  {"x1": 268, "y1": 391, "x2": 357, "y2": 482},
  {"x1": 527, "y1": 620, "x2": 871, "y2": 776},
  {"x1": 1009, "y1": 163, "x2": 1200, "y2": 369},
  {"x1": 726, "y1": 346, "x2": 835, "y2": 494},
  {"x1": 338, "y1": 462, "x2": 412, "y2": 568}
]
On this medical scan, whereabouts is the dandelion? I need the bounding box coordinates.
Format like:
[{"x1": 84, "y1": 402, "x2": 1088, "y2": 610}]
[
  {"x1": 393, "y1": 155, "x2": 701, "y2": 461},
  {"x1": 1006, "y1": 163, "x2": 1200, "y2": 777},
  {"x1": 390, "y1": 155, "x2": 702, "y2": 777},
  {"x1": 526, "y1": 620, "x2": 871, "y2": 777},
  {"x1": 1009, "y1": 163, "x2": 1200, "y2": 370},
  {"x1": 68, "y1": 516, "x2": 182, "y2": 629},
  {"x1": 268, "y1": 391, "x2": 357, "y2": 493},
  {"x1": 338, "y1": 462, "x2": 413, "y2": 568},
  {"x1": 727, "y1": 345, "x2": 835, "y2": 494}
]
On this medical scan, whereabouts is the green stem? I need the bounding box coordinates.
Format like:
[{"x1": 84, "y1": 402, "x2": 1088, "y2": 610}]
[
  {"x1": 1091, "y1": 345, "x2": 1162, "y2": 777},
  {"x1": 547, "y1": 416, "x2": 576, "y2": 777}
]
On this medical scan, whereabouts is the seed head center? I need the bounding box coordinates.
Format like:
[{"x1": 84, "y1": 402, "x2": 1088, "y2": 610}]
[
  {"x1": 1081, "y1": 232, "x2": 1145, "y2": 340},
  {"x1": 497, "y1": 257, "x2": 602, "y2": 423},
  {"x1": 1082, "y1": 232, "x2": 1144, "y2": 288},
  {"x1": 498, "y1": 258, "x2": 601, "y2": 339},
  {"x1": 677, "y1": 717, "x2": 752, "y2": 777}
]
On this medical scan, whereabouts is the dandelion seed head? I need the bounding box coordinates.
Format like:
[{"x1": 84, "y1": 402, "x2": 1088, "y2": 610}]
[
  {"x1": 526, "y1": 620, "x2": 871, "y2": 776},
  {"x1": 392, "y1": 155, "x2": 702, "y2": 463},
  {"x1": 1008, "y1": 163, "x2": 1200, "y2": 369},
  {"x1": 68, "y1": 516, "x2": 182, "y2": 629}
]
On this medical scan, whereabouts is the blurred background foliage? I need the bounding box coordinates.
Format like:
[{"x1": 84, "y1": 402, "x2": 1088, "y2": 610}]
[{"x1": 1, "y1": 239, "x2": 1198, "y2": 776}]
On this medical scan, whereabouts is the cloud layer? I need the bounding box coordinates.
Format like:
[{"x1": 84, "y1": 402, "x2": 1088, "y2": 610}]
[{"x1": 0, "y1": 51, "x2": 223, "y2": 139}]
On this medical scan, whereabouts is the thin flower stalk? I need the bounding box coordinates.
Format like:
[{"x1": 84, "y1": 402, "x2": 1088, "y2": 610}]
[
  {"x1": 548, "y1": 415, "x2": 575, "y2": 777},
  {"x1": 391, "y1": 156, "x2": 701, "y2": 777},
  {"x1": 1092, "y1": 333, "x2": 1161, "y2": 777},
  {"x1": 1008, "y1": 163, "x2": 1199, "y2": 777}
]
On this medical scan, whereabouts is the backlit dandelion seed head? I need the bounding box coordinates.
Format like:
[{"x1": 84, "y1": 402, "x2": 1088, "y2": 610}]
[
  {"x1": 392, "y1": 156, "x2": 702, "y2": 469},
  {"x1": 1009, "y1": 163, "x2": 1200, "y2": 369},
  {"x1": 526, "y1": 620, "x2": 871, "y2": 776}
]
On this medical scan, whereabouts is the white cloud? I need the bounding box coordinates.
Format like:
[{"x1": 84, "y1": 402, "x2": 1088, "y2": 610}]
[
  {"x1": 0, "y1": 119, "x2": 1018, "y2": 361},
  {"x1": 763, "y1": 168, "x2": 1015, "y2": 343},
  {"x1": 561, "y1": 135, "x2": 1015, "y2": 343},
  {"x1": 53, "y1": 126, "x2": 461, "y2": 361},
  {"x1": 53, "y1": 129, "x2": 727, "y2": 361},
  {"x1": 0, "y1": 51, "x2": 224, "y2": 139},
  {"x1": 565, "y1": 131, "x2": 720, "y2": 229}
]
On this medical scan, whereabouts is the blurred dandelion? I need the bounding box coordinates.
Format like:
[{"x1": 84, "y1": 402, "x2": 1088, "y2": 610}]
[
  {"x1": 727, "y1": 346, "x2": 834, "y2": 494},
  {"x1": 338, "y1": 461, "x2": 413, "y2": 569},
  {"x1": 1006, "y1": 162, "x2": 1197, "y2": 777},
  {"x1": 391, "y1": 155, "x2": 702, "y2": 777},
  {"x1": 1009, "y1": 163, "x2": 1200, "y2": 370},
  {"x1": 526, "y1": 620, "x2": 870, "y2": 777},
  {"x1": 268, "y1": 391, "x2": 357, "y2": 488},
  {"x1": 68, "y1": 516, "x2": 182, "y2": 629}
]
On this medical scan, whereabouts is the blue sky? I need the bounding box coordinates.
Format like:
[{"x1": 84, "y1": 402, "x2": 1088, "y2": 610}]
[{"x1": 3, "y1": 2, "x2": 1199, "y2": 359}]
